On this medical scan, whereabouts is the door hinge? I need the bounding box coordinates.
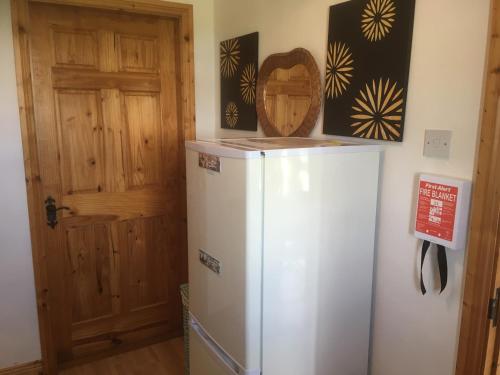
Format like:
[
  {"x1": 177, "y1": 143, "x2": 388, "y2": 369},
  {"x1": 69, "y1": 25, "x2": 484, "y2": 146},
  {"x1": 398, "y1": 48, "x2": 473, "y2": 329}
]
[{"x1": 488, "y1": 288, "x2": 500, "y2": 327}]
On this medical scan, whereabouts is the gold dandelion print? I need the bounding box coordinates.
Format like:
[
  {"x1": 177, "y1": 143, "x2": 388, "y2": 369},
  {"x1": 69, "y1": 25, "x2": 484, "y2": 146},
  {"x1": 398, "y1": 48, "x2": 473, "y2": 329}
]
[
  {"x1": 361, "y1": 0, "x2": 396, "y2": 42},
  {"x1": 351, "y1": 78, "x2": 404, "y2": 141},
  {"x1": 325, "y1": 42, "x2": 354, "y2": 99},
  {"x1": 225, "y1": 102, "x2": 239, "y2": 128},
  {"x1": 240, "y1": 64, "x2": 257, "y2": 105},
  {"x1": 220, "y1": 38, "x2": 240, "y2": 78}
]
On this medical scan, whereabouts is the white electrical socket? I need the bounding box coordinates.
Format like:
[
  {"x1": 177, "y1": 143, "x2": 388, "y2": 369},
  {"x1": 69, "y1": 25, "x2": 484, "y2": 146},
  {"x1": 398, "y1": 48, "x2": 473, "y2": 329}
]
[{"x1": 423, "y1": 129, "x2": 452, "y2": 159}]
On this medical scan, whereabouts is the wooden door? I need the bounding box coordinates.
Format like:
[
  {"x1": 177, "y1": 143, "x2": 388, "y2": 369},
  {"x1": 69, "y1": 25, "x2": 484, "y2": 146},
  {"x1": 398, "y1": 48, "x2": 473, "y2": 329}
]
[
  {"x1": 485, "y1": 252, "x2": 500, "y2": 374},
  {"x1": 482, "y1": 145, "x2": 500, "y2": 374},
  {"x1": 456, "y1": 0, "x2": 500, "y2": 374},
  {"x1": 27, "y1": 2, "x2": 188, "y2": 365}
]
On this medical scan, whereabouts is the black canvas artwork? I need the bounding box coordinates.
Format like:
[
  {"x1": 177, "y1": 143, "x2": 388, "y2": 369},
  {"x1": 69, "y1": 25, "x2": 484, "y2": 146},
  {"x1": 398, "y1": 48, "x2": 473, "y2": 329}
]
[
  {"x1": 323, "y1": 0, "x2": 415, "y2": 142},
  {"x1": 220, "y1": 32, "x2": 259, "y2": 131}
]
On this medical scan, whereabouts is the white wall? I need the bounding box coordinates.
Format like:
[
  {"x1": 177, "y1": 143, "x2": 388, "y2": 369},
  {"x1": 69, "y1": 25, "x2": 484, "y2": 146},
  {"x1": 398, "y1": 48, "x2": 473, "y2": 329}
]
[
  {"x1": 0, "y1": 1, "x2": 41, "y2": 368},
  {"x1": 212, "y1": 1, "x2": 490, "y2": 375},
  {"x1": 0, "y1": 0, "x2": 216, "y2": 368}
]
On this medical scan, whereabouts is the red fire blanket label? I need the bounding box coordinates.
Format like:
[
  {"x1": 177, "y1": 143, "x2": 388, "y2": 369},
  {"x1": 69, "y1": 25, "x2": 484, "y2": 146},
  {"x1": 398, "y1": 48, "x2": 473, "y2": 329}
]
[{"x1": 416, "y1": 180, "x2": 458, "y2": 241}]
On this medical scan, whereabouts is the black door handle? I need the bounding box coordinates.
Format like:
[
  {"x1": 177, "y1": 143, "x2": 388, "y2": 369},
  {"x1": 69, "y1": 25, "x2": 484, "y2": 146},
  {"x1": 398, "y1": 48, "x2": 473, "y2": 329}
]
[{"x1": 45, "y1": 196, "x2": 70, "y2": 229}]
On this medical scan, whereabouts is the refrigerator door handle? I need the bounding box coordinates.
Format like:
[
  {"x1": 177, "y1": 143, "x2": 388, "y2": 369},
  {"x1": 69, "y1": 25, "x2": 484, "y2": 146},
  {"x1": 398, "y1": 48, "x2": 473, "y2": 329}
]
[{"x1": 189, "y1": 314, "x2": 260, "y2": 375}]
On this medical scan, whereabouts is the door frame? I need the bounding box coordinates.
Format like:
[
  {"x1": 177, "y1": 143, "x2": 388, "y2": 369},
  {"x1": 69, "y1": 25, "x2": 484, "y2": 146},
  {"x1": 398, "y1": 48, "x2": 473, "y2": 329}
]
[
  {"x1": 456, "y1": 0, "x2": 500, "y2": 373},
  {"x1": 10, "y1": 0, "x2": 195, "y2": 373}
]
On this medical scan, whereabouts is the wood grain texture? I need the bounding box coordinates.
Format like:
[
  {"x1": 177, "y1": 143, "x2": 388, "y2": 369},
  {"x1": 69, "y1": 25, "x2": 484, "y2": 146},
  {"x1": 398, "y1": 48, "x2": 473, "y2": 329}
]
[
  {"x1": 256, "y1": 48, "x2": 321, "y2": 137},
  {"x1": 122, "y1": 93, "x2": 163, "y2": 188},
  {"x1": 59, "y1": 337, "x2": 183, "y2": 375},
  {"x1": 125, "y1": 217, "x2": 170, "y2": 310},
  {"x1": 52, "y1": 68, "x2": 161, "y2": 92},
  {"x1": 117, "y1": 34, "x2": 159, "y2": 73},
  {"x1": 69, "y1": 322, "x2": 182, "y2": 363},
  {"x1": 456, "y1": 1, "x2": 500, "y2": 374},
  {"x1": 0, "y1": 361, "x2": 43, "y2": 375},
  {"x1": 67, "y1": 224, "x2": 114, "y2": 323},
  {"x1": 10, "y1": 1, "x2": 56, "y2": 373},
  {"x1": 485, "y1": 215, "x2": 500, "y2": 375},
  {"x1": 102, "y1": 89, "x2": 126, "y2": 193},
  {"x1": 265, "y1": 65, "x2": 313, "y2": 137},
  {"x1": 30, "y1": 0, "x2": 192, "y2": 17},
  {"x1": 62, "y1": 188, "x2": 172, "y2": 222},
  {"x1": 52, "y1": 29, "x2": 98, "y2": 69},
  {"x1": 55, "y1": 89, "x2": 105, "y2": 195},
  {"x1": 10, "y1": 0, "x2": 195, "y2": 371}
]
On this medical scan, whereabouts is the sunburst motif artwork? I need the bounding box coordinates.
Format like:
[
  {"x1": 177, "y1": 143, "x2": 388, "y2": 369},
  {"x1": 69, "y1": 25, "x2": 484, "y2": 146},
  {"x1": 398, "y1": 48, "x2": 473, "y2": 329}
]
[
  {"x1": 221, "y1": 32, "x2": 258, "y2": 131},
  {"x1": 350, "y1": 78, "x2": 404, "y2": 140},
  {"x1": 225, "y1": 102, "x2": 239, "y2": 128},
  {"x1": 361, "y1": 0, "x2": 396, "y2": 42},
  {"x1": 240, "y1": 64, "x2": 256, "y2": 104},
  {"x1": 323, "y1": 1, "x2": 414, "y2": 142},
  {"x1": 325, "y1": 42, "x2": 354, "y2": 99},
  {"x1": 220, "y1": 38, "x2": 240, "y2": 78}
]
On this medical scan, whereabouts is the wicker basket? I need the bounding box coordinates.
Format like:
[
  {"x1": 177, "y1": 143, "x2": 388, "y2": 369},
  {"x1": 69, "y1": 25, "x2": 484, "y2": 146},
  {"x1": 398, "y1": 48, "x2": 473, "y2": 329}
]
[{"x1": 180, "y1": 283, "x2": 190, "y2": 375}]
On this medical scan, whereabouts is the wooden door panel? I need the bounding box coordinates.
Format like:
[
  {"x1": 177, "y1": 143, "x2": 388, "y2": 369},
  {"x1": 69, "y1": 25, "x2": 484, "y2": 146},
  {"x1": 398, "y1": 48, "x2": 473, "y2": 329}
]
[
  {"x1": 122, "y1": 92, "x2": 163, "y2": 188},
  {"x1": 125, "y1": 216, "x2": 170, "y2": 311},
  {"x1": 62, "y1": 189, "x2": 170, "y2": 222},
  {"x1": 51, "y1": 28, "x2": 99, "y2": 69},
  {"x1": 117, "y1": 34, "x2": 159, "y2": 73},
  {"x1": 52, "y1": 68, "x2": 161, "y2": 92},
  {"x1": 101, "y1": 89, "x2": 126, "y2": 193},
  {"x1": 67, "y1": 224, "x2": 113, "y2": 323},
  {"x1": 55, "y1": 90, "x2": 105, "y2": 195},
  {"x1": 28, "y1": 2, "x2": 187, "y2": 364}
]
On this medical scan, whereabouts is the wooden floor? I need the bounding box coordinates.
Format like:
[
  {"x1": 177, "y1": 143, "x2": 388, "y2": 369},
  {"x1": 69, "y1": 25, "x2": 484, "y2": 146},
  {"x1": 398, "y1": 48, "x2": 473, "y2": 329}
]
[{"x1": 59, "y1": 338, "x2": 184, "y2": 375}]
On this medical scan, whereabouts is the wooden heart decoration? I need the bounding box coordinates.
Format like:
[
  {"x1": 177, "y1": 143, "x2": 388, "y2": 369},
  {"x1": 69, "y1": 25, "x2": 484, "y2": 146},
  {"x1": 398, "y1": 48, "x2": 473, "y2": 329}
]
[{"x1": 256, "y1": 48, "x2": 321, "y2": 137}]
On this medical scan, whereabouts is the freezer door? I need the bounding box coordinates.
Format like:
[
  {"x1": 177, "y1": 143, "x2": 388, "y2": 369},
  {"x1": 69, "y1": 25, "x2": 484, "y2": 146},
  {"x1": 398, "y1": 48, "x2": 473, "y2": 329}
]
[
  {"x1": 189, "y1": 314, "x2": 261, "y2": 375},
  {"x1": 186, "y1": 148, "x2": 263, "y2": 371}
]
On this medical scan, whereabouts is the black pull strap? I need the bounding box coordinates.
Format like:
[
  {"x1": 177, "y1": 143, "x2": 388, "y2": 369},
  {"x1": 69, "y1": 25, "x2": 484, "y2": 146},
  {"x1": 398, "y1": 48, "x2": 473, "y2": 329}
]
[
  {"x1": 420, "y1": 240, "x2": 431, "y2": 295},
  {"x1": 420, "y1": 240, "x2": 448, "y2": 295},
  {"x1": 436, "y1": 244, "x2": 448, "y2": 294}
]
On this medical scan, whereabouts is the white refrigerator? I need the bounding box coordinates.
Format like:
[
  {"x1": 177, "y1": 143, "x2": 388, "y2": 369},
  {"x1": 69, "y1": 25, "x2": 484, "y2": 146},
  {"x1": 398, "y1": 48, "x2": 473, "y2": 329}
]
[{"x1": 186, "y1": 138, "x2": 381, "y2": 375}]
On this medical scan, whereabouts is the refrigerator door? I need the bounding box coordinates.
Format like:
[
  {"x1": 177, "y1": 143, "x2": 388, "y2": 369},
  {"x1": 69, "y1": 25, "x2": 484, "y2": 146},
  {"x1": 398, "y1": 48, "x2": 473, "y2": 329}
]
[
  {"x1": 262, "y1": 150, "x2": 381, "y2": 375},
  {"x1": 186, "y1": 147, "x2": 263, "y2": 372},
  {"x1": 189, "y1": 314, "x2": 261, "y2": 375}
]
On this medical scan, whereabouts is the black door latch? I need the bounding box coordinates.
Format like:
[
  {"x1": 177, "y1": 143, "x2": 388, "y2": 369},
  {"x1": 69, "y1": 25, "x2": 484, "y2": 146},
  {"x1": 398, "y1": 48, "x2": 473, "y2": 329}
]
[
  {"x1": 45, "y1": 196, "x2": 70, "y2": 229},
  {"x1": 488, "y1": 288, "x2": 500, "y2": 327}
]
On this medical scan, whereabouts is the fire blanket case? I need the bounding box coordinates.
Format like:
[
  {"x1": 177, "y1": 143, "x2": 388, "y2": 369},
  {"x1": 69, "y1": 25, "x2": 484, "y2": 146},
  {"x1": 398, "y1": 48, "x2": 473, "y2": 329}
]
[{"x1": 415, "y1": 174, "x2": 472, "y2": 294}]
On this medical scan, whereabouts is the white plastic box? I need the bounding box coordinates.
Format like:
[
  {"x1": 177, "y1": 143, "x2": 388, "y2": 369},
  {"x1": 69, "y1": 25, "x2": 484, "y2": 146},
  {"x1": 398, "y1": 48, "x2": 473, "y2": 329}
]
[{"x1": 415, "y1": 174, "x2": 472, "y2": 250}]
